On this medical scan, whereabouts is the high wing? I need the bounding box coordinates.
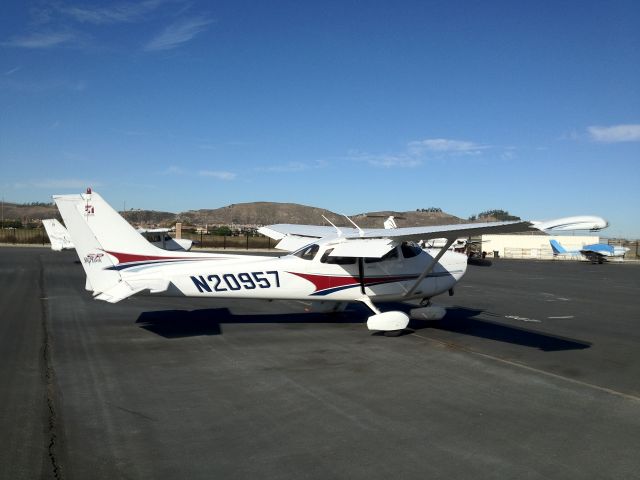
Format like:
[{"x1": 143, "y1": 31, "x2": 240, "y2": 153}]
[
  {"x1": 262, "y1": 215, "x2": 607, "y2": 244},
  {"x1": 258, "y1": 221, "x2": 533, "y2": 248},
  {"x1": 580, "y1": 248, "x2": 606, "y2": 258}
]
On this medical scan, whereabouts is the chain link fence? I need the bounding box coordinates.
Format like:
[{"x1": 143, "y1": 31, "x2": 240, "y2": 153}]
[{"x1": 0, "y1": 228, "x2": 277, "y2": 250}]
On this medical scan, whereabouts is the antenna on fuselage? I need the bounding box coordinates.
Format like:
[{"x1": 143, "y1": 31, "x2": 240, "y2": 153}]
[
  {"x1": 344, "y1": 215, "x2": 364, "y2": 237},
  {"x1": 322, "y1": 215, "x2": 343, "y2": 237}
]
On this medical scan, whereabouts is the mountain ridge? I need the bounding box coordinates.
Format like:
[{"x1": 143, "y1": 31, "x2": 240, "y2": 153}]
[{"x1": 2, "y1": 200, "x2": 491, "y2": 228}]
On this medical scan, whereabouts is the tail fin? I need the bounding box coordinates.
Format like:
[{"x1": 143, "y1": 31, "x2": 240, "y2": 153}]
[
  {"x1": 54, "y1": 192, "x2": 173, "y2": 302},
  {"x1": 383, "y1": 216, "x2": 398, "y2": 229},
  {"x1": 53, "y1": 194, "x2": 123, "y2": 294},
  {"x1": 68, "y1": 191, "x2": 170, "y2": 257},
  {"x1": 549, "y1": 239, "x2": 567, "y2": 255},
  {"x1": 42, "y1": 218, "x2": 75, "y2": 251}
]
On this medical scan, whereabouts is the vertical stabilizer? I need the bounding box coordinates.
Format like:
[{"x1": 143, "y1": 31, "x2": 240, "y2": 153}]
[
  {"x1": 549, "y1": 239, "x2": 567, "y2": 255},
  {"x1": 73, "y1": 191, "x2": 169, "y2": 257},
  {"x1": 42, "y1": 218, "x2": 74, "y2": 251},
  {"x1": 54, "y1": 195, "x2": 123, "y2": 294}
]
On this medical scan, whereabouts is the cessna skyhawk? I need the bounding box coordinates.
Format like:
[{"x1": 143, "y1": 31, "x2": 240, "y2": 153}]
[{"x1": 54, "y1": 189, "x2": 607, "y2": 334}]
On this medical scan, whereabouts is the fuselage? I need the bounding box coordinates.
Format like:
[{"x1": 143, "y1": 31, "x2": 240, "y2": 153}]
[
  {"x1": 582, "y1": 243, "x2": 629, "y2": 257},
  {"x1": 117, "y1": 241, "x2": 468, "y2": 304}
]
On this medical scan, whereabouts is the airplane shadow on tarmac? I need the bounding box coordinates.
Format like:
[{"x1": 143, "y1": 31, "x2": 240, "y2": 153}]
[
  {"x1": 409, "y1": 306, "x2": 591, "y2": 352},
  {"x1": 136, "y1": 308, "x2": 363, "y2": 338},
  {"x1": 136, "y1": 304, "x2": 591, "y2": 352}
]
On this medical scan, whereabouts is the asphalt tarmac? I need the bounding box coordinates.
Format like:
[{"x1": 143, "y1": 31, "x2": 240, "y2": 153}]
[{"x1": 2, "y1": 247, "x2": 639, "y2": 479}]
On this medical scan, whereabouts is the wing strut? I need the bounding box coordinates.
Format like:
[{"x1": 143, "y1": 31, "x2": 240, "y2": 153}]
[{"x1": 403, "y1": 239, "x2": 456, "y2": 299}]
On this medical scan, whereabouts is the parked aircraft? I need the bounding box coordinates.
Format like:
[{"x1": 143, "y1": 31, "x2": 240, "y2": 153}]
[
  {"x1": 54, "y1": 189, "x2": 607, "y2": 334},
  {"x1": 549, "y1": 239, "x2": 629, "y2": 263},
  {"x1": 42, "y1": 218, "x2": 74, "y2": 251},
  {"x1": 136, "y1": 228, "x2": 192, "y2": 252}
]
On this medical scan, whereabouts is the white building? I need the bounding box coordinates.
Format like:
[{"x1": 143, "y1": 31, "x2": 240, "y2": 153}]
[{"x1": 480, "y1": 234, "x2": 600, "y2": 260}]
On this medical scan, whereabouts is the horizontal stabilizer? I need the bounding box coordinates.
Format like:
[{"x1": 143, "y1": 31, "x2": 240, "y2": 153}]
[
  {"x1": 94, "y1": 278, "x2": 170, "y2": 303},
  {"x1": 94, "y1": 281, "x2": 148, "y2": 303}
]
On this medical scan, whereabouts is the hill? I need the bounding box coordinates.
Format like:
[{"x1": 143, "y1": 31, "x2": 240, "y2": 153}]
[{"x1": 2, "y1": 200, "x2": 469, "y2": 228}]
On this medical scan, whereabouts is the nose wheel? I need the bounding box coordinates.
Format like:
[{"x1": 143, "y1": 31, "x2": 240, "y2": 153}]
[{"x1": 358, "y1": 296, "x2": 410, "y2": 334}]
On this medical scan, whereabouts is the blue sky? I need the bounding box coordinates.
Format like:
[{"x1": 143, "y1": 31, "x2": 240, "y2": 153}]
[{"x1": 1, "y1": 0, "x2": 639, "y2": 237}]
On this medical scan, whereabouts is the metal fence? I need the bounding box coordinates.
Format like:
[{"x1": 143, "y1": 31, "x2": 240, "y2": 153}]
[
  {"x1": 0, "y1": 228, "x2": 277, "y2": 250},
  {"x1": 2, "y1": 228, "x2": 639, "y2": 258},
  {"x1": 503, "y1": 240, "x2": 639, "y2": 260},
  {"x1": 0, "y1": 228, "x2": 49, "y2": 245},
  {"x1": 182, "y1": 232, "x2": 275, "y2": 250}
]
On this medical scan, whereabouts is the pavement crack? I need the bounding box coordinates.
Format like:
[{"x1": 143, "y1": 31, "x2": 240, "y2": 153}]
[
  {"x1": 111, "y1": 404, "x2": 158, "y2": 422},
  {"x1": 40, "y1": 256, "x2": 64, "y2": 480}
]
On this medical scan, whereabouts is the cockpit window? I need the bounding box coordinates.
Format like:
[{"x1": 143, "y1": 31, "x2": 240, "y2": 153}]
[
  {"x1": 365, "y1": 247, "x2": 399, "y2": 263},
  {"x1": 320, "y1": 248, "x2": 356, "y2": 265},
  {"x1": 293, "y1": 244, "x2": 319, "y2": 260},
  {"x1": 401, "y1": 242, "x2": 422, "y2": 258}
]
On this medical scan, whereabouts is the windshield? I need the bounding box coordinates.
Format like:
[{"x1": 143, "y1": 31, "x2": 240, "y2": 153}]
[
  {"x1": 320, "y1": 248, "x2": 356, "y2": 265},
  {"x1": 401, "y1": 242, "x2": 422, "y2": 258},
  {"x1": 293, "y1": 244, "x2": 319, "y2": 260}
]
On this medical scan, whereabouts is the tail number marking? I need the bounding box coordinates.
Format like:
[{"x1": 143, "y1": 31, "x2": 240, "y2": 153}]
[{"x1": 191, "y1": 271, "x2": 280, "y2": 293}]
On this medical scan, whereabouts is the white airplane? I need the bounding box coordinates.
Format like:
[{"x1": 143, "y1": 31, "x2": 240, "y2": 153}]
[
  {"x1": 42, "y1": 218, "x2": 75, "y2": 251},
  {"x1": 136, "y1": 228, "x2": 193, "y2": 252},
  {"x1": 53, "y1": 190, "x2": 607, "y2": 334},
  {"x1": 550, "y1": 239, "x2": 629, "y2": 263}
]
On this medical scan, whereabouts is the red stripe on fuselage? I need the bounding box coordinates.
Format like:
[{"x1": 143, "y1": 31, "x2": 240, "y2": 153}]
[
  {"x1": 288, "y1": 271, "x2": 418, "y2": 294},
  {"x1": 104, "y1": 250, "x2": 211, "y2": 264}
]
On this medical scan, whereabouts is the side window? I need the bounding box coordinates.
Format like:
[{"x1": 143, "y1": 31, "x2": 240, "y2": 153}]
[
  {"x1": 320, "y1": 248, "x2": 356, "y2": 265},
  {"x1": 293, "y1": 244, "x2": 319, "y2": 260},
  {"x1": 401, "y1": 242, "x2": 422, "y2": 258},
  {"x1": 365, "y1": 247, "x2": 399, "y2": 264}
]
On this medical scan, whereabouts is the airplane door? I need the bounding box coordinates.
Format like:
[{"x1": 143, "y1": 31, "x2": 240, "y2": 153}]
[{"x1": 308, "y1": 246, "x2": 360, "y2": 292}]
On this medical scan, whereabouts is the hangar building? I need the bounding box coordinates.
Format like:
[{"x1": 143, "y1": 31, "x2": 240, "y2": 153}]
[{"x1": 480, "y1": 235, "x2": 600, "y2": 260}]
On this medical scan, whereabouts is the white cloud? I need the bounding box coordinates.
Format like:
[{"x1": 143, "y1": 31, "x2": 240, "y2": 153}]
[
  {"x1": 2, "y1": 31, "x2": 74, "y2": 49},
  {"x1": 587, "y1": 124, "x2": 640, "y2": 143},
  {"x1": 198, "y1": 170, "x2": 236, "y2": 180},
  {"x1": 349, "y1": 136, "x2": 491, "y2": 169},
  {"x1": 408, "y1": 138, "x2": 489, "y2": 155},
  {"x1": 350, "y1": 152, "x2": 421, "y2": 168},
  {"x1": 144, "y1": 16, "x2": 212, "y2": 51},
  {"x1": 3, "y1": 66, "x2": 21, "y2": 76},
  {"x1": 14, "y1": 179, "x2": 102, "y2": 190},
  {"x1": 159, "y1": 165, "x2": 185, "y2": 175},
  {"x1": 61, "y1": 0, "x2": 168, "y2": 24},
  {"x1": 256, "y1": 160, "x2": 328, "y2": 172}
]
